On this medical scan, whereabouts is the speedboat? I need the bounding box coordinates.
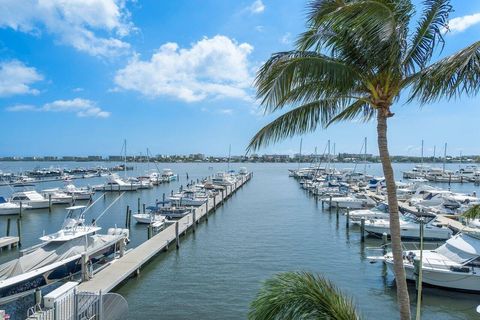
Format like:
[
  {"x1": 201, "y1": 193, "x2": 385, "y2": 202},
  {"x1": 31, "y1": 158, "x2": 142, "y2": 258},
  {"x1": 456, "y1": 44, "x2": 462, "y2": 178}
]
[
  {"x1": 93, "y1": 174, "x2": 140, "y2": 191},
  {"x1": 133, "y1": 207, "x2": 167, "y2": 226},
  {"x1": 385, "y1": 232, "x2": 480, "y2": 291},
  {"x1": 63, "y1": 183, "x2": 94, "y2": 200},
  {"x1": 169, "y1": 190, "x2": 209, "y2": 206},
  {"x1": 0, "y1": 197, "x2": 31, "y2": 215},
  {"x1": 161, "y1": 169, "x2": 177, "y2": 182},
  {"x1": 42, "y1": 188, "x2": 73, "y2": 204},
  {"x1": 364, "y1": 212, "x2": 452, "y2": 240},
  {"x1": 39, "y1": 205, "x2": 101, "y2": 242},
  {"x1": 348, "y1": 202, "x2": 390, "y2": 224},
  {"x1": 326, "y1": 194, "x2": 376, "y2": 209},
  {"x1": 9, "y1": 190, "x2": 50, "y2": 209},
  {"x1": 212, "y1": 172, "x2": 236, "y2": 186},
  {"x1": 158, "y1": 206, "x2": 190, "y2": 219}
]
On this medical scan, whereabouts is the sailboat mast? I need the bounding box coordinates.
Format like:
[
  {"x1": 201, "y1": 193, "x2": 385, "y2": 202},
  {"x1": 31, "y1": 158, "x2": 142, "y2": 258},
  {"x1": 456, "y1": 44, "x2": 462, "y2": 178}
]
[
  {"x1": 124, "y1": 139, "x2": 127, "y2": 178},
  {"x1": 421, "y1": 139, "x2": 424, "y2": 165},
  {"x1": 227, "y1": 144, "x2": 231, "y2": 172},
  {"x1": 443, "y1": 142, "x2": 447, "y2": 172},
  {"x1": 327, "y1": 139, "x2": 331, "y2": 174},
  {"x1": 363, "y1": 137, "x2": 367, "y2": 177},
  {"x1": 298, "y1": 138, "x2": 303, "y2": 171}
]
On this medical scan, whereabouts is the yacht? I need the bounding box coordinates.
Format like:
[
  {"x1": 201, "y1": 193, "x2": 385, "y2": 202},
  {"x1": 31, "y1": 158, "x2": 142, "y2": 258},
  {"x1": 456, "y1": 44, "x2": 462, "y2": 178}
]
[
  {"x1": 93, "y1": 174, "x2": 140, "y2": 191},
  {"x1": 212, "y1": 172, "x2": 236, "y2": 186},
  {"x1": 402, "y1": 165, "x2": 430, "y2": 179},
  {"x1": 39, "y1": 205, "x2": 101, "y2": 242},
  {"x1": 42, "y1": 188, "x2": 73, "y2": 204},
  {"x1": 133, "y1": 207, "x2": 167, "y2": 226},
  {"x1": 385, "y1": 232, "x2": 480, "y2": 291},
  {"x1": 161, "y1": 169, "x2": 177, "y2": 182},
  {"x1": 169, "y1": 190, "x2": 209, "y2": 206},
  {"x1": 326, "y1": 194, "x2": 376, "y2": 209},
  {"x1": 63, "y1": 183, "x2": 94, "y2": 200},
  {"x1": 158, "y1": 206, "x2": 191, "y2": 219},
  {"x1": 364, "y1": 212, "x2": 452, "y2": 240},
  {"x1": 0, "y1": 197, "x2": 31, "y2": 215},
  {"x1": 9, "y1": 190, "x2": 50, "y2": 209},
  {"x1": 348, "y1": 202, "x2": 390, "y2": 223}
]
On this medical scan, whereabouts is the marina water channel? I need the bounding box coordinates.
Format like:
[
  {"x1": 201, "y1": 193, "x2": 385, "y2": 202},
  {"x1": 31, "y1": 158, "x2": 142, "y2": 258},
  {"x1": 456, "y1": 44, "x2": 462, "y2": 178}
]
[{"x1": 0, "y1": 162, "x2": 478, "y2": 319}]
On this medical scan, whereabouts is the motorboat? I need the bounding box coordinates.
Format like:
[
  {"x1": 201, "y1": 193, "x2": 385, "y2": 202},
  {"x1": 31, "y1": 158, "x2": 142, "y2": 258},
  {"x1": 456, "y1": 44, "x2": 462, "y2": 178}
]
[
  {"x1": 39, "y1": 205, "x2": 101, "y2": 242},
  {"x1": 348, "y1": 202, "x2": 390, "y2": 223},
  {"x1": 93, "y1": 174, "x2": 140, "y2": 191},
  {"x1": 128, "y1": 177, "x2": 153, "y2": 189},
  {"x1": 158, "y1": 206, "x2": 191, "y2": 219},
  {"x1": 0, "y1": 228, "x2": 128, "y2": 304},
  {"x1": 212, "y1": 172, "x2": 236, "y2": 186},
  {"x1": 161, "y1": 169, "x2": 177, "y2": 182},
  {"x1": 42, "y1": 188, "x2": 73, "y2": 204},
  {"x1": 133, "y1": 207, "x2": 167, "y2": 226},
  {"x1": 169, "y1": 190, "x2": 208, "y2": 206},
  {"x1": 9, "y1": 190, "x2": 50, "y2": 209},
  {"x1": 0, "y1": 197, "x2": 31, "y2": 215},
  {"x1": 384, "y1": 231, "x2": 480, "y2": 291},
  {"x1": 63, "y1": 183, "x2": 94, "y2": 200},
  {"x1": 326, "y1": 194, "x2": 376, "y2": 209},
  {"x1": 364, "y1": 212, "x2": 453, "y2": 240},
  {"x1": 239, "y1": 167, "x2": 248, "y2": 175}
]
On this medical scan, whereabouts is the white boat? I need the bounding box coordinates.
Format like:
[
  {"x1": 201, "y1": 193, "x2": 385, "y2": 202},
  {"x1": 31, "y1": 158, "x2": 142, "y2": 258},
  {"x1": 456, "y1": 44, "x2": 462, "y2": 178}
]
[
  {"x1": 169, "y1": 190, "x2": 208, "y2": 206},
  {"x1": 0, "y1": 197, "x2": 31, "y2": 215},
  {"x1": 385, "y1": 232, "x2": 480, "y2": 291},
  {"x1": 42, "y1": 188, "x2": 73, "y2": 204},
  {"x1": 158, "y1": 206, "x2": 190, "y2": 219},
  {"x1": 364, "y1": 212, "x2": 452, "y2": 240},
  {"x1": 63, "y1": 183, "x2": 94, "y2": 200},
  {"x1": 161, "y1": 169, "x2": 177, "y2": 182},
  {"x1": 132, "y1": 210, "x2": 167, "y2": 226},
  {"x1": 93, "y1": 174, "x2": 140, "y2": 192},
  {"x1": 326, "y1": 194, "x2": 376, "y2": 209},
  {"x1": 39, "y1": 205, "x2": 101, "y2": 242},
  {"x1": 239, "y1": 167, "x2": 248, "y2": 175},
  {"x1": 348, "y1": 202, "x2": 390, "y2": 223},
  {"x1": 212, "y1": 172, "x2": 236, "y2": 186},
  {"x1": 9, "y1": 190, "x2": 50, "y2": 209}
]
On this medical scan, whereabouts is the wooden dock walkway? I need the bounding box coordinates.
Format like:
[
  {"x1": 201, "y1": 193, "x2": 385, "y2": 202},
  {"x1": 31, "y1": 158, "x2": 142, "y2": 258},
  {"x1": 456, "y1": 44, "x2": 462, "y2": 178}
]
[
  {"x1": 0, "y1": 236, "x2": 19, "y2": 250},
  {"x1": 78, "y1": 173, "x2": 252, "y2": 293}
]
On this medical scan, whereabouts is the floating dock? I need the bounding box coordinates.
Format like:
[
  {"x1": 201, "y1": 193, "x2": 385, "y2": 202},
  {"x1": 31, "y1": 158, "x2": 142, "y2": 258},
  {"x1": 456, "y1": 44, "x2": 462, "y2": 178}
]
[
  {"x1": 0, "y1": 236, "x2": 19, "y2": 251},
  {"x1": 78, "y1": 172, "x2": 252, "y2": 293}
]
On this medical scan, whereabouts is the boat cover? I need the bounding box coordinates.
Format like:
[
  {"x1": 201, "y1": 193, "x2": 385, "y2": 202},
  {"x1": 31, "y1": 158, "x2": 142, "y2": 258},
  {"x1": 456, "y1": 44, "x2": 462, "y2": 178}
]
[
  {"x1": 0, "y1": 235, "x2": 117, "y2": 281},
  {"x1": 435, "y1": 233, "x2": 480, "y2": 264},
  {"x1": 0, "y1": 197, "x2": 5, "y2": 204}
]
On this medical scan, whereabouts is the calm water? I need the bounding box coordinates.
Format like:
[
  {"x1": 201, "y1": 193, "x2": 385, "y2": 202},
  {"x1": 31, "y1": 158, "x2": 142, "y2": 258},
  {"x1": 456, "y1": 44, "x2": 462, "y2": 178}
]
[{"x1": 0, "y1": 162, "x2": 479, "y2": 319}]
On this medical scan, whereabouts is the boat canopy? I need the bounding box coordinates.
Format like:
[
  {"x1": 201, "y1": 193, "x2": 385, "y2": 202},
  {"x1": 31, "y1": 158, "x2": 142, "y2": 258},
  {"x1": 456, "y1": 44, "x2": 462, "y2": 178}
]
[{"x1": 435, "y1": 233, "x2": 480, "y2": 264}]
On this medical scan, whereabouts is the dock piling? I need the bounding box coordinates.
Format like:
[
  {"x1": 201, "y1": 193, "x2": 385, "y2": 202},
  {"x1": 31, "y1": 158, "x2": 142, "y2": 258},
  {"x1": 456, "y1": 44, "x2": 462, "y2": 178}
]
[
  {"x1": 382, "y1": 232, "x2": 388, "y2": 254},
  {"x1": 192, "y1": 211, "x2": 196, "y2": 233},
  {"x1": 175, "y1": 222, "x2": 180, "y2": 249},
  {"x1": 137, "y1": 198, "x2": 140, "y2": 214},
  {"x1": 19, "y1": 202, "x2": 22, "y2": 218},
  {"x1": 345, "y1": 208, "x2": 350, "y2": 229},
  {"x1": 143, "y1": 203, "x2": 146, "y2": 214},
  {"x1": 34, "y1": 288, "x2": 42, "y2": 306},
  {"x1": 16, "y1": 219, "x2": 21, "y2": 247},
  {"x1": 329, "y1": 196, "x2": 332, "y2": 211},
  {"x1": 6, "y1": 218, "x2": 10, "y2": 236},
  {"x1": 48, "y1": 194, "x2": 52, "y2": 212},
  {"x1": 125, "y1": 206, "x2": 130, "y2": 229},
  {"x1": 360, "y1": 217, "x2": 365, "y2": 242}
]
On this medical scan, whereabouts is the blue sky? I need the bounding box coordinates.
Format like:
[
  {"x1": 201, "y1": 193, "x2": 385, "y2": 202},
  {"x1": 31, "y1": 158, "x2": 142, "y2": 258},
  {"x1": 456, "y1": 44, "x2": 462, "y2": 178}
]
[{"x1": 1, "y1": 0, "x2": 480, "y2": 157}]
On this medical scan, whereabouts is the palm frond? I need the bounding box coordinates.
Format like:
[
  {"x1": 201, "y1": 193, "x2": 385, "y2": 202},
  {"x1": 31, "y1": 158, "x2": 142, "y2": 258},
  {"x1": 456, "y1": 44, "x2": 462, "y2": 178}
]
[
  {"x1": 255, "y1": 51, "x2": 359, "y2": 112},
  {"x1": 248, "y1": 271, "x2": 361, "y2": 320},
  {"x1": 462, "y1": 205, "x2": 480, "y2": 221},
  {"x1": 326, "y1": 99, "x2": 375, "y2": 127},
  {"x1": 403, "y1": 0, "x2": 452, "y2": 74},
  {"x1": 247, "y1": 99, "x2": 349, "y2": 152},
  {"x1": 409, "y1": 41, "x2": 480, "y2": 103}
]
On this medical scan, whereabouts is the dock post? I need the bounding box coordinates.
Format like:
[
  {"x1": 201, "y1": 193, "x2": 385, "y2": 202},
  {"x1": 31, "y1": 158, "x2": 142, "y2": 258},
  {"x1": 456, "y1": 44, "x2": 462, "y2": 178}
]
[
  {"x1": 345, "y1": 208, "x2": 350, "y2": 229},
  {"x1": 360, "y1": 217, "x2": 365, "y2": 242},
  {"x1": 329, "y1": 195, "x2": 332, "y2": 211},
  {"x1": 6, "y1": 218, "x2": 10, "y2": 236},
  {"x1": 143, "y1": 203, "x2": 146, "y2": 214},
  {"x1": 336, "y1": 202, "x2": 339, "y2": 218},
  {"x1": 125, "y1": 205, "x2": 130, "y2": 228},
  {"x1": 48, "y1": 194, "x2": 52, "y2": 212},
  {"x1": 192, "y1": 211, "x2": 196, "y2": 233},
  {"x1": 321, "y1": 199, "x2": 324, "y2": 209},
  {"x1": 147, "y1": 225, "x2": 152, "y2": 240},
  {"x1": 81, "y1": 253, "x2": 89, "y2": 281},
  {"x1": 119, "y1": 239, "x2": 125, "y2": 257},
  {"x1": 34, "y1": 288, "x2": 42, "y2": 306},
  {"x1": 382, "y1": 232, "x2": 388, "y2": 254},
  {"x1": 175, "y1": 222, "x2": 180, "y2": 249},
  {"x1": 171, "y1": 190, "x2": 173, "y2": 196},
  {"x1": 205, "y1": 200, "x2": 209, "y2": 215},
  {"x1": 137, "y1": 198, "x2": 140, "y2": 214},
  {"x1": 128, "y1": 209, "x2": 132, "y2": 229},
  {"x1": 16, "y1": 219, "x2": 21, "y2": 247},
  {"x1": 162, "y1": 193, "x2": 166, "y2": 206},
  {"x1": 213, "y1": 196, "x2": 216, "y2": 210},
  {"x1": 19, "y1": 202, "x2": 22, "y2": 218}
]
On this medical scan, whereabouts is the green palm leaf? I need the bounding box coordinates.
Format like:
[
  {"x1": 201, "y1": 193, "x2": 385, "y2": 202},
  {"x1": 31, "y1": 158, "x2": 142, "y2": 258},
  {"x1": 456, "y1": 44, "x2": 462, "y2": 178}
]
[
  {"x1": 249, "y1": 272, "x2": 361, "y2": 320},
  {"x1": 462, "y1": 205, "x2": 480, "y2": 221}
]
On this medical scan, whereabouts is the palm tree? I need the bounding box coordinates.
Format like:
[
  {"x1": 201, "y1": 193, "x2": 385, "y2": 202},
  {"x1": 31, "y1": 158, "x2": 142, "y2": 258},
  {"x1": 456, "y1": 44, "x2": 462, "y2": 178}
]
[
  {"x1": 249, "y1": 271, "x2": 361, "y2": 320},
  {"x1": 462, "y1": 204, "x2": 480, "y2": 221},
  {"x1": 247, "y1": 1, "x2": 480, "y2": 319}
]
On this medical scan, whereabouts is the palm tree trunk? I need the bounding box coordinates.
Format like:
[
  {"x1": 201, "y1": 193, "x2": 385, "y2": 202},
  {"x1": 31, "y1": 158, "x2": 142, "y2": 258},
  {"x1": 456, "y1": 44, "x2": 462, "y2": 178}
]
[{"x1": 376, "y1": 109, "x2": 411, "y2": 320}]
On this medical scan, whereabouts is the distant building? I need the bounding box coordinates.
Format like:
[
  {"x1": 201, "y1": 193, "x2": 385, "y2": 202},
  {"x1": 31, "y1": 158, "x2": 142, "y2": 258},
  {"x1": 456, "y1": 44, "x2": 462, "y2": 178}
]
[{"x1": 87, "y1": 156, "x2": 103, "y2": 161}]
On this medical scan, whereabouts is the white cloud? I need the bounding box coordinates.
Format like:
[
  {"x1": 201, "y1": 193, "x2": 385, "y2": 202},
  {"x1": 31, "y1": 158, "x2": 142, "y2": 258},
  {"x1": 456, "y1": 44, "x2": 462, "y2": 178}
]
[
  {"x1": 247, "y1": 0, "x2": 265, "y2": 14},
  {"x1": 0, "y1": 0, "x2": 133, "y2": 57},
  {"x1": 218, "y1": 108, "x2": 233, "y2": 115},
  {"x1": 6, "y1": 98, "x2": 110, "y2": 118},
  {"x1": 114, "y1": 35, "x2": 254, "y2": 102},
  {"x1": 0, "y1": 60, "x2": 43, "y2": 97},
  {"x1": 73, "y1": 87, "x2": 84, "y2": 92},
  {"x1": 280, "y1": 32, "x2": 291, "y2": 44},
  {"x1": 448, "y1": 13, "x2": 480, "y2": 33}
]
